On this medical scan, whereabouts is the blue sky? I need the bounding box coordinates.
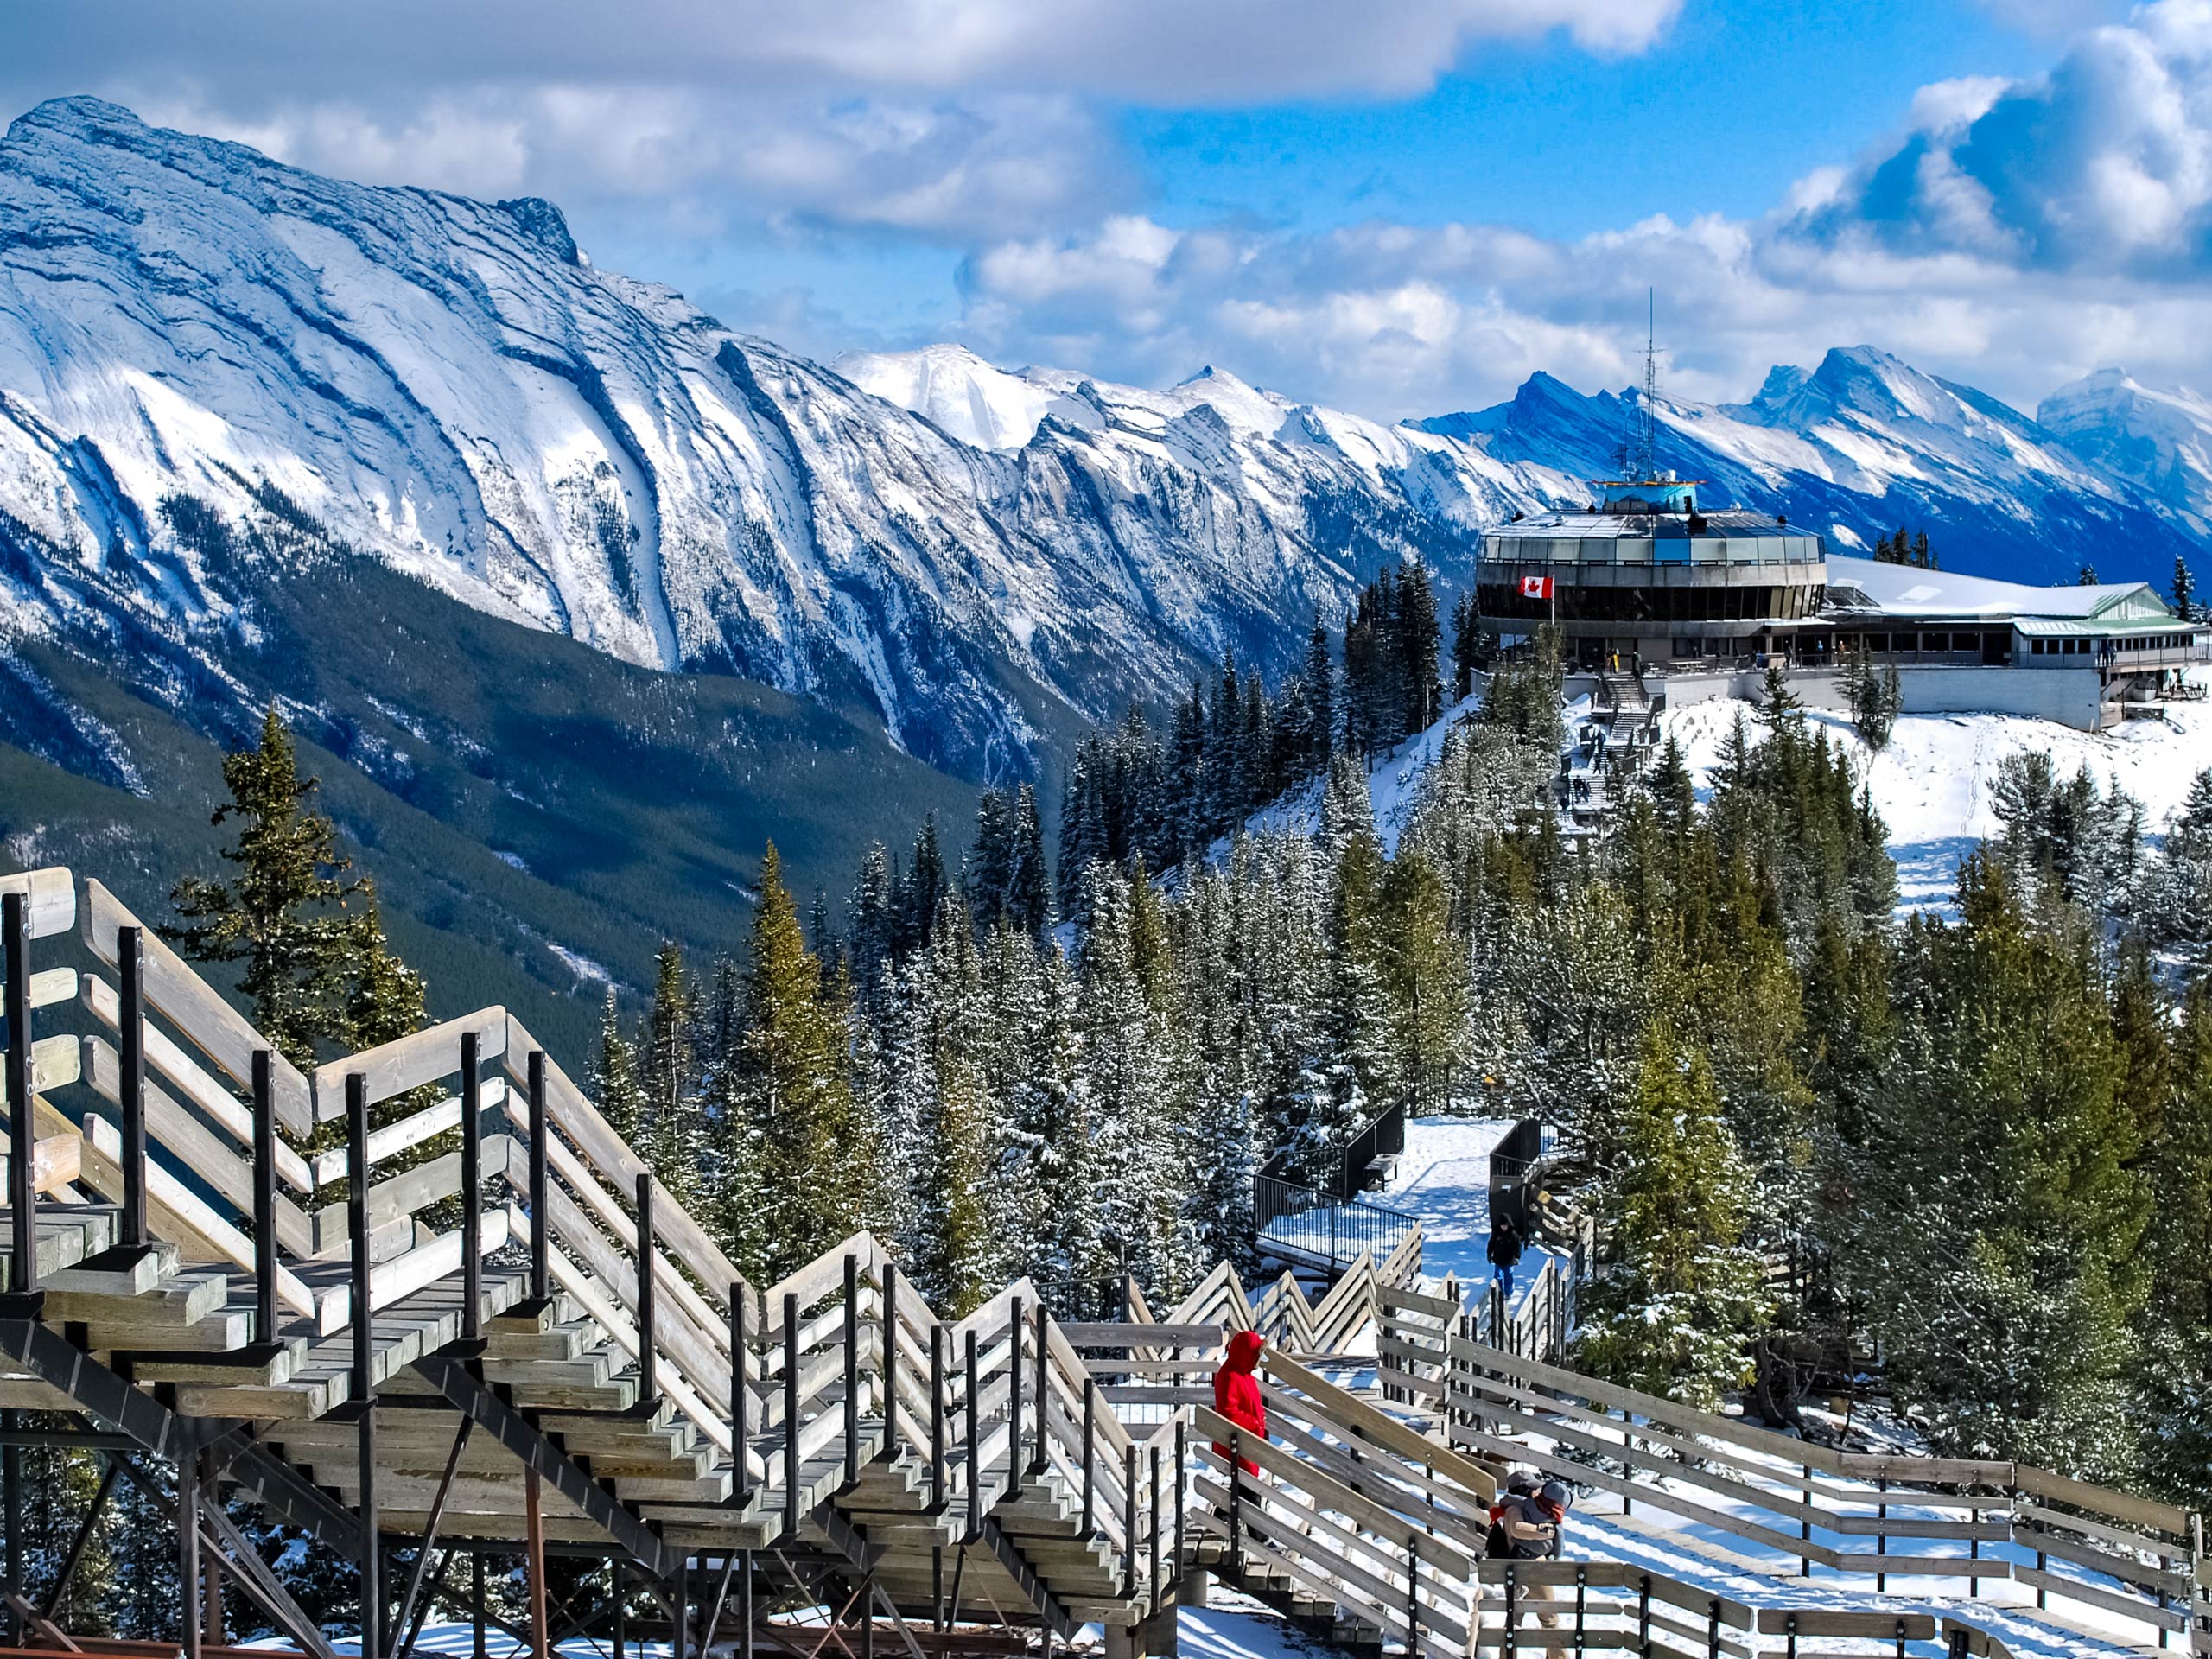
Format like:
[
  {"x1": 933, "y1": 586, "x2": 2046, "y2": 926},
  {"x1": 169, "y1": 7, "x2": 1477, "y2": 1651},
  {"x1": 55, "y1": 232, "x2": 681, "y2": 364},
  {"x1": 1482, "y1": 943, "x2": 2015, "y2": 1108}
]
[{"x1": 15, "y1": 0, "x2": 2207, "y2": 417}]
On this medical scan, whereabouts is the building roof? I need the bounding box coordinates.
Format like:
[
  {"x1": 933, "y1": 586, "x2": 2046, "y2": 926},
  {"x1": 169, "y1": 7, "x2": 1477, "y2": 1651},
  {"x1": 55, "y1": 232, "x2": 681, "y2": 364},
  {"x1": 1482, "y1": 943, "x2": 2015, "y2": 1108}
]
[
  {"x1": 1488, "y1": 508, "x2": 1797, "y2": 540},
  {"x1": 1823, "y1": 555, "x2": 2171, "y2": 622}
]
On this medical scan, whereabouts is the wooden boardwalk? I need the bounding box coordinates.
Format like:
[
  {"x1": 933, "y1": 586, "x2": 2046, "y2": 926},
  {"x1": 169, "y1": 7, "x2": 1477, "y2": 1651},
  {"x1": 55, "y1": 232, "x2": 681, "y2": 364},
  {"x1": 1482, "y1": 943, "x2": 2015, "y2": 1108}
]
[{"x1": 0, "y1": 864, "x2": 2202, "y2": 1659}]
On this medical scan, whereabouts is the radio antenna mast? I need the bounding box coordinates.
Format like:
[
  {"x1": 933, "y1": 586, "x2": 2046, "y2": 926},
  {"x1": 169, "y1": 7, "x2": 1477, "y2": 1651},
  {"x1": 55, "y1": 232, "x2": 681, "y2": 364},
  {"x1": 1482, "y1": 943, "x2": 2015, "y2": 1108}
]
[{"x1": 1631, "y1": 288, "x2": 1662, "y2": 481}]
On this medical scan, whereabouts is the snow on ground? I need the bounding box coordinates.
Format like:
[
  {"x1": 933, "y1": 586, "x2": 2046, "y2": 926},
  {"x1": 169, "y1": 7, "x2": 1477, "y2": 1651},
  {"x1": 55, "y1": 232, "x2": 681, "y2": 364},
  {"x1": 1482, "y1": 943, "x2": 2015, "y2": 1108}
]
[
  {"x1": 1386, "y1": 1116, "x2": 1567, "y2": 1317},
  {"x1": 1662, "y1": 684, "x2": 2212, "y2": 909}
]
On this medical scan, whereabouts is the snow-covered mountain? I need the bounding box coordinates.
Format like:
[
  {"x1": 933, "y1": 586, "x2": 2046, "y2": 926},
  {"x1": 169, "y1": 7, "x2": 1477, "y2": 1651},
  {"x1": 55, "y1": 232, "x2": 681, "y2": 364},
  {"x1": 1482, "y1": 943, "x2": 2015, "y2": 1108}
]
[
  {"x1": 0, "y1": 99, "x2": 1570, "y2": 784},
  {"x1": 2037, "y1": 367, "x2": 2212, "y2": 538},
  {"x1": 1418, "y1": 346, "x2": 2205, "y2": 584}
]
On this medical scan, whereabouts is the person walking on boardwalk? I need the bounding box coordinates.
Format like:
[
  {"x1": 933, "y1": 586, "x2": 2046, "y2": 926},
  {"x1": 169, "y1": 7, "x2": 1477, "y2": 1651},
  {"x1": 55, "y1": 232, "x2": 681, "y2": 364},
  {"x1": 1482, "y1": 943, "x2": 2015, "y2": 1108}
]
[
  {"x1": 1487, "y1": 1217, "x2": 1524, "y2": 1299},
  {"x1": 1212, "y1": 1329, "x2": 1268, "y2": 1474},
  {"x1": 1499, "y1": 1478, "x2": 1571, "y2": 1659}
]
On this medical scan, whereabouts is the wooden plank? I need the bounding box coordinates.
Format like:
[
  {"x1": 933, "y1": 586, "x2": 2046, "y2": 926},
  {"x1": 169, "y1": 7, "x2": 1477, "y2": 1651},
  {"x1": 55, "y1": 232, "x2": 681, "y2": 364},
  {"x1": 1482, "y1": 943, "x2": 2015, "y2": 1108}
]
[
  {"x1": 30, "y1": 1092, "x2": 229, "y2": 1265},
  {"x1": 1061, "y1": 1323, "x2": 1223, "y2": 1348},
  {"x1": 502, "y1": 1014, "x2": 745, "y2": 1306},
  {"x1": 2011, "y1": 1462, "x2": 2192, "y2": 1539},
  {"x1": 80, "y1": 976, "x2": 319, "y2": 1194},
  {"x1": 81, "y1": 1036, "x2": 317, "y2": 1255},
  {"x1": 2013, "y1": 1564, "x2": 2186, "y2": 1631},
  {"x1": 28, "y1": 968, "x2": 75, "y2": 1010},
  {"x1": 315, "y1": 1211, "x2": 513, "y2": 1331},
  {"x1": 0, "y1": 868, "x2": 74, "y2": 940},
  {"x1": 79, "y1": 880, "x2": 313, "y2": 1136},
  {"x1": 1191, "y1": 1403, "x2": 1473, "y2": 1577},
  {"x1": 306, "y1": 1089, "x2": 488, "y2": 1186},
  {"x1": 1267, "y1": 1349, "x2": 1498, "y2": 1504},
  {"x1": 81, "y1": 1112, "x2": 316, "y2": 1317},
  {"x1": 310, "y1": 1008, "x2": 507, "y2": 1118},
  {"x1": 0, "y1": 1034, "x2": 83, "y2": 1094}
]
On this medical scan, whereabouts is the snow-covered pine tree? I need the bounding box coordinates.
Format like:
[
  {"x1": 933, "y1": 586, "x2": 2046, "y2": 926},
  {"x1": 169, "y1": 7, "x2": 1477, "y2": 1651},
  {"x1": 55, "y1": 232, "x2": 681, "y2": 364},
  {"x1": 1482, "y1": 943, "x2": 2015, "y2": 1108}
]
[
  {"x1": 1395, "y1": 560, "x2": 1444, "y2": 738},
  {"x1": 721, "y1": 844, "x2": 874, "y2": 1282},
  {"x1": 640, "y1": 942, "x2": 704, "y2": 1206},
  {"x1": 903, "y1": 896, "x2": 1002, "y2": 1314},
  {"x1": 588, "y1": 988, "x2": 650, "y2": 1147},
  {"x1": 1575, "y1": 1020, "x2": 1771, "y2": 1409},
  {"x1": 164, "y1": 707, "x2": 367, "y2": 1069},
  {"x1": 1865, "y1": 855, "x2": 2149, "y2": 1475},
  {"x1": 1007, "y1": 783, "x2": 1052, "y2": 935},
  {"x1": 2139, "y1": 767, "x2": 2212, "y2": 978},
  {"x1": 1450, "y1": 592, "x2": 1482, "y2": 701},
  {"x1": 849, "y1": 841, "x2": 897, "y2": 1001},
  {"x1": 2131, "y1": 981, "x2": 2212, "y2": 1507}
]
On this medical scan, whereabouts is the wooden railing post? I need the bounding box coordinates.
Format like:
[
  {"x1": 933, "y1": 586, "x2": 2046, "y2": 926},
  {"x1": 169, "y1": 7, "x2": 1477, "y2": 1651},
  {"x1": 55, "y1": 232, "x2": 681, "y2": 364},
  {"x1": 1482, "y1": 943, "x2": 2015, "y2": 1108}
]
[
  {"x1": 636, "y1": 1174, "x2": 658, "y2": 1405},
  {"x1": 252, "y1": 1049, "x2": 277, "y2": 1346},
  {"x1": 526, "y1": 1051, "x2": 549, "y2": 1304},
  {"x1": 3, "y1": 893, "x2": 32, "y2": 1296},
  {"x1": 118, "y1": 923, "x2": 148, "y2": 1249},
  {"x1": 460, "y1": 1032, "x2": 482, "y2": 1340}
]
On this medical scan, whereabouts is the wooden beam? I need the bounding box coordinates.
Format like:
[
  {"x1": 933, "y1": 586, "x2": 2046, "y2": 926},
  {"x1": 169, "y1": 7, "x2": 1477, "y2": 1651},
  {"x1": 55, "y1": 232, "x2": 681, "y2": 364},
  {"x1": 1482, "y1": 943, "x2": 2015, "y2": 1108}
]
[{"x1": 0, "y1": 869, "x2": 73, "y2": 943}]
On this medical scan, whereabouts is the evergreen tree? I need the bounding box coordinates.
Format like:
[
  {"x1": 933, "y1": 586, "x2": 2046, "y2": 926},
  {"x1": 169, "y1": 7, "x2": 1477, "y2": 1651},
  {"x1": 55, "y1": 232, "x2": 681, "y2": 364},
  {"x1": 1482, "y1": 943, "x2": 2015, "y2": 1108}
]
[
  {"x1": 1007, "y1": 784, "x2": 1052, "y2": 935},
  {"x1": 165, "y1": 708, "x2": 367, "y2": 1068},
  {"x1": 2140, "y1": 768, "x2": 2212, "y2": 980},
  {"x1": 1450, "y1": 592, "x2": 1483, "y2": 700},
  {"x1": 589, "y1": 988, "x2": 650, "y2": 1147},
  {"x1": 2133, "y1": 983, "x2": 2212, "y2": 1507},
  {"x1": 640, "y1": 942, "x2": 703, "y2": 1205},
  {"x1": 2173, "y1": 553, "x2": 2197, "y2": 622},
  {"x1": 722, "y1": 845, "x2": 873, "y2": 1280},
  {"x1": 1576, "y1": 1021, "x2": 1771, "y2": 1408},
  {"x1": 1304, "y1": 607, "x2": 1336, "y2": 770},
  {"x1": 1865, "y1": 856, "x2": 2149, "y2": 1474},
  {"x1": 2079, "y1": 563, "x2": 2101, "y2": 585},
  {"x1": 1395, "y1": 561, "x2": 1444, "y2": 736}
]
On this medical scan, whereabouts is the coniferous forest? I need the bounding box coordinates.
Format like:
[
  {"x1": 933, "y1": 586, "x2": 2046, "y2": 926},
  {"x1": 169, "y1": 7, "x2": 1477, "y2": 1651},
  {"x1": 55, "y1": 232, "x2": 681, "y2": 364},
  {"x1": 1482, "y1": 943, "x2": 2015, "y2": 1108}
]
[{"x1": 35, "y1": 560, "x2": 2210, "y2": 1637}]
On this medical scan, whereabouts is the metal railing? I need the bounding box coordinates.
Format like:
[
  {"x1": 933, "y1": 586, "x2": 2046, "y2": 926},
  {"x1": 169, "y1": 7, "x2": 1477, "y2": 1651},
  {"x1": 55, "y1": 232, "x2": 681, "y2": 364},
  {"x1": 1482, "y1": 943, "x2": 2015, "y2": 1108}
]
[
  {"x1": 1254, "y1": 1172, "x2": 1421, "y2": 1276},
  {"x1": 1337, "y1": 1102, "x2": 1406, "y2": 1202}
]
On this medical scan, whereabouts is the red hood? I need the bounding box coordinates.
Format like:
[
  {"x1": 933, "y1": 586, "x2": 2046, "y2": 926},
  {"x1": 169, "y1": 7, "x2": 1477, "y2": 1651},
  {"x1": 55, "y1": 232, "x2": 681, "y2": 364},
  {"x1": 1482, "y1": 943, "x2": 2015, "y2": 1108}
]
[{"x1": 1224, "y1": 1331, "x2": 1265, "y2": 1374}]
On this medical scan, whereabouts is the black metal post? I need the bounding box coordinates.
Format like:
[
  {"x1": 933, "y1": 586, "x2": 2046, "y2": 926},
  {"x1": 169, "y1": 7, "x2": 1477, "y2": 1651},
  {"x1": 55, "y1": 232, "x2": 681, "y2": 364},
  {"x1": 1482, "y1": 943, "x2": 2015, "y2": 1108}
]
[
  {"x1": 253, "y1": 1050, "x2": 278, "y2": 1346},
  {"x1": 930, "y1": 1325, "x2": 947, "y2": 1502},
  {"x1": 527, "y1": 1051, "x2": 550, "y2": 1302},
  {"x1": 1637, "y1": 1575, "x2": 1651, "y2": 1657},
  {"x1": 4, "y1": 894, "x2": 32, "y2": 1296},
  {"x1": 671, "y1": 1552, "x2": 689, "y2": 1659},
  {"x1": 1174, "y1": 1418, "x2": 1186, "y2": 1586},
  {"x1": 783, "y1": 1291, "x2": 800, "y2": 1540},
  {"x1": 611, "y1": 1559, "x2": 625, "y2": 1659},
  {"x1": 1032, "y1": 1301, "x2": 1050, "y2": 1477},
  {"x1": 1008, "y1": 1295, "x2": 1024, "y2": 1494},
  {"x1": 1122, "y1": 1444, "x2": 1138, "y2": 1599},
  {"x1": 732, "y1": 1285, "x2": 752, "y2": 1503},
  {"x1": 1081, "y1": 1380, "x2": 1096, "y2": 1535},
  {"x1": 349, "y1": 1070, "x2": 382, "y2": 1659},
  {"x1": 964, "y1": 1327, "x2": 981, "y2": 1538},
  {"x1": 179, "y1": 1436, "x2": 202, "y2": 1659},
  {"x1": 1149, "y1": 1442, "x2": 1162, "y2": 1606},
  {"x1": 740, "y1": 1550, "x2": 754, "y2": 1659},
  {"x1": 461, "y1": 1033, "x2": 482, "y2": 1339},
  {"x1": 471, "y1": 1550, "x2": 486, "y2": 1659},
  {"x1": 1407, "y1": 1536, "x2": 1421, "y2": 1657},
  {"x1": 843, "y1": 1253, "x2": 860, "y2": 1481},
  {"x1": 118, "y1": 924, "x2": 148, "y2": 1248},
  {"x1": 1504, "y1": 1566, "x2": 1517, "y2": 1657},
  {"x1": 635, "y1": 1174, "x2": 658, "y2": 1405},
  {"x1": 880, "y1": 1262, "x2": 899, "y2": 1461},
  {"x1": 1226, "y1": 1433, "x2": 1243, "y2": 1566}
]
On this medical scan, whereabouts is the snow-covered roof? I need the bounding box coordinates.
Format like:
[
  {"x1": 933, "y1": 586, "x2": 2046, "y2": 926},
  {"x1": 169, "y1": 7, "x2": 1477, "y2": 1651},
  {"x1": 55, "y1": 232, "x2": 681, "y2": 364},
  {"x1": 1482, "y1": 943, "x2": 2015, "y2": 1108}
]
[{"x1": 1824, "y1": 555, "x2": 2170, "y2": 621}]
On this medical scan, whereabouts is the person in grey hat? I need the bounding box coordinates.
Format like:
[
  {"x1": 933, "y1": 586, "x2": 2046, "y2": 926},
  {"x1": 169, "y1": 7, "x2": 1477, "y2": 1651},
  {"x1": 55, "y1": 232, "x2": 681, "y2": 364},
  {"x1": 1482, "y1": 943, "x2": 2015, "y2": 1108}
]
[{"x1": 1498, "y1": 1478, "x2": 1572, "y2": 1659}]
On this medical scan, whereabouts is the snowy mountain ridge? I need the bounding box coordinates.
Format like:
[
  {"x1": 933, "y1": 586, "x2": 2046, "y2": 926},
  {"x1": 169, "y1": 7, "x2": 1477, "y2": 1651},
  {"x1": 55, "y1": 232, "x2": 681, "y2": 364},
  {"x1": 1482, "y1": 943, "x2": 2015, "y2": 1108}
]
[{"x1": 0, "y1": 99, "x2": 1571, "y2": 784}]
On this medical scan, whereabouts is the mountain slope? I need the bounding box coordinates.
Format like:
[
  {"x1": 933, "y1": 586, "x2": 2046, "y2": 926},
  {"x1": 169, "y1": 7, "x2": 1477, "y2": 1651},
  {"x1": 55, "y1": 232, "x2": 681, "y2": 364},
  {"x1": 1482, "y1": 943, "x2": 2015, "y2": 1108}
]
[
  {"x1": 0, "y1": 99, "x2": 1573, "y2": 785},
  {"x1": 2037, "y1": 367, "x2": 2212, "y2": 540},
  {"x1": 1418, "y1": 346, "x2": 2204, "y2": 585}
]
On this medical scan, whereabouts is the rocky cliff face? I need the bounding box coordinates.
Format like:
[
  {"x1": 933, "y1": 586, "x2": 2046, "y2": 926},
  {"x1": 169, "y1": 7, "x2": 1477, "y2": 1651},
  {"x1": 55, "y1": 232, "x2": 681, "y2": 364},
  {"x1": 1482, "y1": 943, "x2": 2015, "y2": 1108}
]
[{"x1": 0, "y1": 99, "x2": 1575, "y2": 782}]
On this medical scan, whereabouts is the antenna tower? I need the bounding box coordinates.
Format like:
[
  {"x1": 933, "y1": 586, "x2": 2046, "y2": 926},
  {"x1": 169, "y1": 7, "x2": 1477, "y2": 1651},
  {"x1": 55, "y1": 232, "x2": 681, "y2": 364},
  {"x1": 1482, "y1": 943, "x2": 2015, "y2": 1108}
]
[{"x1": 1630, "y1": 287, "x2": 1662, "y2": 482}]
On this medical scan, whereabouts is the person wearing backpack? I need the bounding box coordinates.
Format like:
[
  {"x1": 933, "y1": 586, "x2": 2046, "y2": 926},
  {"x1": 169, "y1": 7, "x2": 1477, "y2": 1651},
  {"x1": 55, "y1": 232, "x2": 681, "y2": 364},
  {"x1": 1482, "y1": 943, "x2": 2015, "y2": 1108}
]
[
  {"x1": 1494, "y1": 1478, "x2": 1570, "y2": 1659},
  {"x1": 1487, "y1": 1217, "x2": 1524, "y2": 1299}
]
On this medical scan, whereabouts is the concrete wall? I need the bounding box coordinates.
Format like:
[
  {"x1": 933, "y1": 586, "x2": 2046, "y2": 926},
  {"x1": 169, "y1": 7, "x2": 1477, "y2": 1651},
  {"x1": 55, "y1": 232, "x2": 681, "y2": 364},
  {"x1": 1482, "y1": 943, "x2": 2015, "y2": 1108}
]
[{"x1": 1651, "y1": 665, "x2": 2107, "y2": 729}]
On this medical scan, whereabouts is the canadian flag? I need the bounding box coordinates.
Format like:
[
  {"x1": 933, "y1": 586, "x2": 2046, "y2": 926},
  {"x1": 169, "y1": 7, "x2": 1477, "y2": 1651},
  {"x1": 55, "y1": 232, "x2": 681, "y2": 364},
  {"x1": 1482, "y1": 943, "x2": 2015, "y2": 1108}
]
[{"x1": 1519, "y1": 575, "x2": 1554, "y2": 601}]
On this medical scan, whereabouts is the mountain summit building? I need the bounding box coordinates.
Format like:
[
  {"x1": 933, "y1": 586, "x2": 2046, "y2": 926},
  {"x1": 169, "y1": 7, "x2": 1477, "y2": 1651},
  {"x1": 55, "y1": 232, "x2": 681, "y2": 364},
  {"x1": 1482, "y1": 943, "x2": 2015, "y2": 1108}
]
[
  {"x1": 1474, "y1": 474, "x2": 1828, "y2": 671},
  {"x1": 1473, "y1": 475, "x2": 2206, "y2": 728}
]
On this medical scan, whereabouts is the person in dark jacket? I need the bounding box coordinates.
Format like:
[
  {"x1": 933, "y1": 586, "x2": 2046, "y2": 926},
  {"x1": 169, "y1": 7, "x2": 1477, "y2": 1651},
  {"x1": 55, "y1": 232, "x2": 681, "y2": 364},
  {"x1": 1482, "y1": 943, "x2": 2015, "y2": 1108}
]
[
  {"x1": 1212, "y1": 1329, "x2": 1268, "y2": 1475},
  {"x1": 1498, "y1": 1479, "x2": 1570, "y2": 1659},
  {"x1": 1487, "y1": 1218, "x2": 1524, "y2": 1298}
]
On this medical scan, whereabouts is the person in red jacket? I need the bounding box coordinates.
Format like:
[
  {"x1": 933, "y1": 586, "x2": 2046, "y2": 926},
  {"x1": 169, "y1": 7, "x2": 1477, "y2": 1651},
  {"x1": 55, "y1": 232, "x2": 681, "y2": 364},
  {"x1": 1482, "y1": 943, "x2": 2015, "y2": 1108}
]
[{"x1": 1213, "y1": 1329, "x2": 1268, "y2": 1473}]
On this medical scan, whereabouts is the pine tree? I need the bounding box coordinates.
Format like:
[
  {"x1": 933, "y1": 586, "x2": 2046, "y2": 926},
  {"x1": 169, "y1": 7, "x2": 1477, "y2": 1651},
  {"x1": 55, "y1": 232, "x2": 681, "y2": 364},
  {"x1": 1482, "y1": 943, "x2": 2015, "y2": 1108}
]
[
  {"x1": 1304, "y1": 607, "x2": 1336, "y2": 771},
  {"x1": 1575, "y1": 1021, "x2": 1771, "y2": 1408},
  {"x1": 2173, "y1": 554, "x2": 2198, "y2": 622},
  {"x1": 1395, "y1": 561, "x2": 1444, "y2": 737},
  {"x1": 1007, "y1": 784, "x2": 1052, "y2": 935},
  {"x1": 640, "y1": 942, "x2": 702, "y2": 1205},
  {"x1": 2133, "y1": 983, "x2": 2212, "y2": 1506},
  {"x1": 722, "y1": 844, "x2": 873, "y2": 1281},
  {"x1": 165, "y1": 708, "x2": 367, "y2": 1067},
  {"x1": 2079, "y1": 563, "x2": 2100, "y2": 585},
  {"x1": 589, "y1": 988, "x2": 650, "y2": 1147},
  {"x1": 1910, "y1": 530, "x2": 1934, "y2": 569},
  {"x1": 1450, "y1": 592, "x2": 1484, "y2": 701},
  {"x1": 1865, "y1": 856, "x2": 2149, "y2": 1474},
  {"x1": 2140, "y1": 767, "x2": 2212, "y2": 980}
]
